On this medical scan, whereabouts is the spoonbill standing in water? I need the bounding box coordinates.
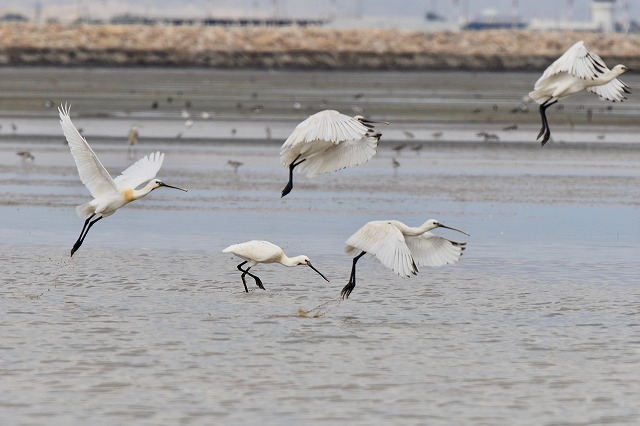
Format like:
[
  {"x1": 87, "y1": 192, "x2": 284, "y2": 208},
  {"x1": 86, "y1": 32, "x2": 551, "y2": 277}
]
[
  {"x1": 529, "y1": 40, "x2": 630, "y2": 146},
  {"x1": 279, "y1": 110, "x2": 388, "y2": 197},
  {"x1": 341, "y1": 219, "x2": 469, "y2": 299},
  {"x1": 223, "y1": 240, "x2": 329, "y2": 292},
  {"x1": 59, "y1": 104, "x2": 187, "y2": 256}
]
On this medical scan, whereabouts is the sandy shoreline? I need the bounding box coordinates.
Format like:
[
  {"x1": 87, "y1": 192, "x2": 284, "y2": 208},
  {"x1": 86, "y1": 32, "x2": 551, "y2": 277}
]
[{"x1": 1, "y1": 23, "x2": 639, "y2": 70}]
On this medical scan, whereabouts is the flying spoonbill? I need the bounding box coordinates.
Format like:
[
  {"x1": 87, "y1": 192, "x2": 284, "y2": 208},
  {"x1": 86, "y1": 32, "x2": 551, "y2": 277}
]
[
  {"x1": 58, "y1": 104, "x2": 187, "y2": 256},
  {"x1": 223, "y1": 240, "x2": 329, "y2": 293},
  {"x1": 529, "y1": 40, "x2": 630, "y2": 146},
  {"x1": 341, "y1": 219, "x2": 469, "y2": 299},
  {"x1": 279, "y1": 110, "x2": 388, "y2": 197}
]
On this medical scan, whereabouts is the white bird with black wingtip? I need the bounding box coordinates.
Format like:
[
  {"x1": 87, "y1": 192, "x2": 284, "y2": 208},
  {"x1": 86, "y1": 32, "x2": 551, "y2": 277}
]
[
  {"x1": 529, "y1": 40, "x2": 630, "y2": 146},
  {"x1": 279, "y1": 110, "x2": 388, "y2": 197},
  {"x1": 59, "y1": 104, "x2": 187, "y2": 256},
  {"x1": 341, "y1": 219, "x2": 469, "y2": 299}
]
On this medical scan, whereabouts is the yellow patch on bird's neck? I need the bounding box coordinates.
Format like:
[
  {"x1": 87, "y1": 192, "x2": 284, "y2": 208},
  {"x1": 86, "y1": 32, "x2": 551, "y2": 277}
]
[{"x1": 122, "y1": 188, "x2": 135, "y2": 202}]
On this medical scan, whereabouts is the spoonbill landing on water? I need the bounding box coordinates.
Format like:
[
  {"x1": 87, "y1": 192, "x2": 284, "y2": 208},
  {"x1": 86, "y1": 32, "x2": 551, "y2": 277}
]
[
  {"x1": 59, "y1": 104, "x2": 187, "y2": 257},
  {"x1": 341, "y1": 219, "x2": 469, "y2": 299},
  {"x1": 279, "y1": 110, "x2": 388, "y2": 197},
  {"x1": 223, "y1": 240, "x2": 329, "y2": 293},
  {"x1": 529, "y1": 40, "x2": 630, "y2": 146}
]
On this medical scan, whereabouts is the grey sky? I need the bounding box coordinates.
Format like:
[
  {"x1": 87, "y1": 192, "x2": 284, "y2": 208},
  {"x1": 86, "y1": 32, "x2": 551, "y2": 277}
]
[{"x1": 1, "y1": 0, "x2": 637, "y2": 24}]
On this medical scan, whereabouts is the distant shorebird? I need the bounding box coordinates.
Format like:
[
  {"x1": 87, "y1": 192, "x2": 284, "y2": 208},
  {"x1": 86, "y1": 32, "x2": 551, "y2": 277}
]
[
  {"x1": 529, "y1": 40, "x2": 629, "y2": 146},
  {"x1": 17, "y1": 150, "x2": 35, "y2": 161},
  {"x1": 127, "y1": 125, "x2": 139, "y2": 160},
  {"x1": 431, "y1": 131, "x2": 443, "y2": 140},
  {"x1": 341, "y1": 219, "x2": 469, "y2": 299},
  {"x1": 403, "y1": 130, "x2": 415, "y2": 140},
  {"x1": 279, "y1": 110, "x2": 388, "y2": 198},
  {"x1": 410, "y1": 143, "x2": 423, "y2": 155},
  {"x1": 476, "y1": 132, "x2": 500, "y2": 142},
  {"x1": 223, "y1": 240, "x2": 329, "y2": 293},
  {"x1": 58, "y1": 104, "x2": 187, "y2": 257},
  {"x1": 392, "y1": 143, "x2": 407, "y2": 155},
  {"x1": 391, "y1": 157, "x2": 400, "y2": 176},
  {"x1": 227, "y1": 160, "x2": 243, "y2": 174},
  {"x1": 502, "y1": 124, "x2": 518, "y2": 131}
]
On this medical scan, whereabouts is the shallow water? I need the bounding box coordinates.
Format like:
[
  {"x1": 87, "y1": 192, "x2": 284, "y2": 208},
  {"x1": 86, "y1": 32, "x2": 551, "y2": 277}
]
[{"x1": 1, "y1": 68, "x2": 640, "y2": 425}]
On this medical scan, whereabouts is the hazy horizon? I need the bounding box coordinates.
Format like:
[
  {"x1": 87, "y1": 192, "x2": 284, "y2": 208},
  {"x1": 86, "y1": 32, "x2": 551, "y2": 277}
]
[{"x1": 1, "y1": 0, "x2": 637, "y2": 24}]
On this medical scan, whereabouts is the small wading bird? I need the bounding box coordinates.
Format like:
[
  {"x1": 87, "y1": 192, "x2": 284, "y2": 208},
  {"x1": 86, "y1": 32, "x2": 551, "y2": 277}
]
[
  {"x1": 341, "y1": 219, "x2": 469, "y2": 299},
  {"x1": 223, "y1": 240, "x2": 329, "y2": 292},
  {"x1": 279, "y1": 110, "x2": 388, "y2": 197},
  {"x1": 17, "y1": 150, "x2": 35, "y2": 161},
  {"x1": 529, "y1": 40, "x2": 630, "y2": 146},
  {"x1": 58, "y1": 104, "x2": 187, "y2": 256},
  {"x1": 227, "y1": 159, "x2": 243, "y2": 174},
  {"x1": 127, "y1": 125, "x2": 138, "y2": 160}
]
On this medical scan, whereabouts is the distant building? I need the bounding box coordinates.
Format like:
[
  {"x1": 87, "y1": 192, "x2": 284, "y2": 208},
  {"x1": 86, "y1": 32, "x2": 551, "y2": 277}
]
[
  {"x1": 529, "y1": 0, "x2": 618, "y2": 33},
  {"x1": 0, "y1": 13, "x2": 29, "y2": 22},
  {"x1": 462, "y1": 8, "x2": 527, "y2": 30}
]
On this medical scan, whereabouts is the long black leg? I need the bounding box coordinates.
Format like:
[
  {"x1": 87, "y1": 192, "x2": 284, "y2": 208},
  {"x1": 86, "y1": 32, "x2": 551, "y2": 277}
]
[
  {"x1": 236, "y1": 261, "x2": 250, "y2": 292},
  {"x1": 75, "y1": 214, "x2": 95, "y2": 244},
  {"x1": 281, "y1": 154, "x2": 307, "y2": 198},
  {"x1": 237, "y1": 262, "x2": 265, "y2": 292},
  {"x1": 537, "y1": 99, "x2": 558, "y2": 146},
  {"x1": 341, "y1": 251, "x2": 366, "y2": 299},
  {"x1": 70, "y1": 215, "x2": 102, "y2": 257}
]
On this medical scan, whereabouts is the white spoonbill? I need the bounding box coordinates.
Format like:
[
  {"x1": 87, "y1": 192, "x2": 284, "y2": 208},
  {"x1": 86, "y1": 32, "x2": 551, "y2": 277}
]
[
  {"x1": 341, "y1": 219, "x2": 469, "y2": 299},
  {"x1": 223, "y1": 240, "x2": 329, "y2": 293},
  {"x1": 529, "y1": 40, "x2": 630, "y2": 146},
  {"x1": 59, "y1": 104, "x2": 187, "y2": 257},
  {"x1": 280, "y1": 110, "x2": 388, "y2": 197}
]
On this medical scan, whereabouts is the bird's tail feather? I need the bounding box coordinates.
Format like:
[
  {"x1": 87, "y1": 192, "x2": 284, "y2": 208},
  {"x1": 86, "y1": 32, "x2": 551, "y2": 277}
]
[{"x1": 75, "y1": 203, "x2": 94, "y2": 219}]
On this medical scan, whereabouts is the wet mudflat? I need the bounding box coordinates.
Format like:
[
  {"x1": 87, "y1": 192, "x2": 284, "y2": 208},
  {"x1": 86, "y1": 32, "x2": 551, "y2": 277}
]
[{"x1": 1, "y1": 68, "x2": 640, "y2": 425}]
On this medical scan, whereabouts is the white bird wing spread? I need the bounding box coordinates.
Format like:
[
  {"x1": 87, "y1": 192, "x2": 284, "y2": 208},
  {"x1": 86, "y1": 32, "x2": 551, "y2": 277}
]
[
  {"x1": 535, "y1": 40, "x2": 609, "y2": 88},
  {"x1": 586, "y1": 77, "x2": 630, "y2": 102},
  {"x1": 297, "y1": 134, "x2": 379, "y2": 177},
  {"x1": 113, "y1": 151, "x2": 165, "y2": 189},
  {"x1": 58, "y1": 104, "x2": 119, "y2": 198},
  {"x1": 405, "y1": 232, "x2": 466, "y2": 267},
  {"x1": 280, "y1": 110, "x2": 377, "y2": 176},
  {"x1": 345, "y1": 221, "x2": 417, "y2": 277}
]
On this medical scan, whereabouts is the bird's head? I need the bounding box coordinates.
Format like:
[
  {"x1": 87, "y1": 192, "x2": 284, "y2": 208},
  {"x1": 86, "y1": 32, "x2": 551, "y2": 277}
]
[
  {"x1": 150, "y1": 179, "x2": 188, "y2": 192},
  {"x1": 613, "y1": 64, "x2": 629, "y2": 76},
  {"x1": 296, "y1": 256, "x2": 329, "y2": 282},
  {"x1": 296, "y1": 255, "x2": 312, "y2": 266},
  {"x1": 425, "y1": 219, "x2": 470, "y2": 236}
]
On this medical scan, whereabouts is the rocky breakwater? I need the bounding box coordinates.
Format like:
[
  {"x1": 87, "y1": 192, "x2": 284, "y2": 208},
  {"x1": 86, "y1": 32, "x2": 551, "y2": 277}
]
[{"x1": 1, "y1": 23, "x2": 639, "y2": 71}]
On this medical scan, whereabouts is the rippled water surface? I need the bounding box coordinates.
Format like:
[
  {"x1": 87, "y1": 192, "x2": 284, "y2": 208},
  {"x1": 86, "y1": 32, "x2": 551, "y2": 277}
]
[{"x1": 1, "y1": 68, "x2": 640, "y2": 425}]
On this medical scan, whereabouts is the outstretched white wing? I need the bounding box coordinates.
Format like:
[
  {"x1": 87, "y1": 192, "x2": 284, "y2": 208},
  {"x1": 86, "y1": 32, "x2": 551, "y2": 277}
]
[
  {"x1": 59, "y1": 104, "x2": 119, "y2": 198},
  {"x1": 345, "y1": 221, "x2": 417, "y2": 277},
  {"x1": 586, "y1": 76, "x2": 631, "y2": 102},
  {"x1": 113, "y1": 151, "x2": 165, "y2": 189},
  {"x1": 405, "y1": 233, "x2": 466, "y2": 267},
  {"x1": 534, "y1": 40, "x2": 609, "y2": 89},
  {"x1": 296, "y1": 135, "x2": 379, "y2": 177},
  {"x1": 280, "y1": 110, "x2": 381, "y2": 176}
]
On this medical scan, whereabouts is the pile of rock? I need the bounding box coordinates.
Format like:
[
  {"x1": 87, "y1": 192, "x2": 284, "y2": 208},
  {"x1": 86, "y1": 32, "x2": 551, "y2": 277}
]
[{"x1": 0, "y1": 23, "x2": 638, "y2": 70}]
